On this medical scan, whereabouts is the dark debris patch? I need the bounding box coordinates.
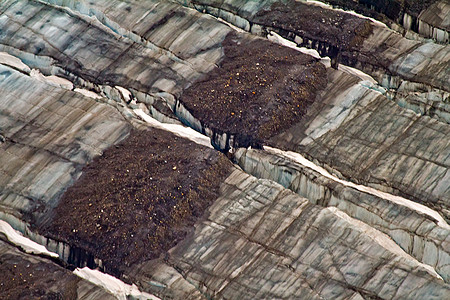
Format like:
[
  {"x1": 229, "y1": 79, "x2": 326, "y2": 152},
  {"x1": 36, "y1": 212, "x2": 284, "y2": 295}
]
[
  {"x1": 179, "y1": 31, "x2": 327, "y2": 148},
  {"x1": 0, "y1": 245, "x2": 79, "y2": 300},
  {"x1": 315, "y1": 0, "x2": 439, "y2": 23},
  {"x1": 402, "y1": 0, "x2": 439, "y2": 16},
  {"x1": 253, "y1": 0, "x2": 373, "y2": 51},
  {"x1": 41, "y1": 128, "x2": 233, "y2": 276}
]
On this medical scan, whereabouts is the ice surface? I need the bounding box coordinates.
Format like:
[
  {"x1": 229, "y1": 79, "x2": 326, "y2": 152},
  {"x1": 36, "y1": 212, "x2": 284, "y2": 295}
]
[
  {"x1": 328, "y1": 207, "x2": 442, "y2": 280},
  {"x1": 265, "y1": 147, "x2": 450, "y2": 230}
]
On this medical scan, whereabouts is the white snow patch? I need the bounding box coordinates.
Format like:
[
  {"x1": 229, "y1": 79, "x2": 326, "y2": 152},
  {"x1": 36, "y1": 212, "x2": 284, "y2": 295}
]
[
  {"x1": 46, "y1": 75, "x2": 74, "y2": 89},
  {"x1": 0, "y1": 220, "x2": 59, "y2": 258},
  {"x1": 74, "y1": 267, "x2": 160, "y2": 300},
  {"x1": 74, "y1": 88, "x2": 103, "y2": 99},
  {"x1": 0, "y1": 52, "x2": 103, "y2": 100},
  {"x1": 338, "y1": 64, "x2": 377, "y2": 84},
  {"x1": 30, "y1": 69, "x2": 74, "y2": 89},
  {"x1": 303, "y1": 0, "x2": 332, "y2": 9},
  {"x1": 217, "y1": 17, "x2": 246, "y2": 33},
  {"x1": 0, "y1": 52, "x2": 31, "y2": 73},
  {"x1": 327, "y1": 207, "x2": 443, "y2": 280},
  {"x1": 268, "y1": 31, "x2": 321, "y2": 59},
  {"x1": 264, "y1": 146, "x2": 450, "y2": 230},
  {"x1": 116, "y1": 86, "x2": 133, "y2": 101},
  {"x1": 134, "y1": 108, "x2": 212, "y2": 148},
  {"x1": 30, "y1": 69, "x2": 105, "y2": 99}
]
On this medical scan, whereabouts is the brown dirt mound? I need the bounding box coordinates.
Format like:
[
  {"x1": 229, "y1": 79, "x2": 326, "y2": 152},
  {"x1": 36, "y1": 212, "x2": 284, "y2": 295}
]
[
  {"x1": 179, "y1": 31, "x2": 327, "y2": 148},
  {"x1": 41, "y1": 128, "x2": 233, "y2": 276}
]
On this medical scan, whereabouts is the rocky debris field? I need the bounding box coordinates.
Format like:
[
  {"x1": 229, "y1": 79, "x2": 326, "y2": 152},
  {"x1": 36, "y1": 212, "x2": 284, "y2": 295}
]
[
  {"x1": 318, "y1": 0, "x2": 449, "y2": 43},
  {"x1": 41, "y1": 128, "x2": 233, "y2": 277},
  {"x1": 253, "y1": 0, "x2": 374, "y2": 51},
  {"x1": 180, "y1": 31, "x2": 326, "y2": 149},
  {"x1": 0, "y1": 239, "x2": 115, "y2": 300},
  {"x1": 0, "y1": 0, "x2": 449, "y2": 299}
]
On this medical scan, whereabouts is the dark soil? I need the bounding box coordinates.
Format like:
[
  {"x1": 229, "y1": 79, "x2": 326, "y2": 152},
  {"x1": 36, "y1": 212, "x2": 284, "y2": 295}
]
[
  {"x1": 321, "y1": 0, "x2": 439, "y2": 20},
  {"x1": 253, "y1": 0, "x2": 373, "y2": 51},
  {"x1": 403, "y1": 0, "x2": 439, "y2": 16},
  {"x1": 321, "y1": 0, "x2": 398, "y2": 21},
  {"x1": 41, "y1": 128, "x2": 233, "y2": 276},
  {"x1": 191, "y1": 0, "x2": 373, "y2": 51},
  {"x1": 179, "y1": 32, "x2": 327, "y2": 147},
  {"x1": 0, "y1": 244, "x2": 79, "y2": 300}
]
